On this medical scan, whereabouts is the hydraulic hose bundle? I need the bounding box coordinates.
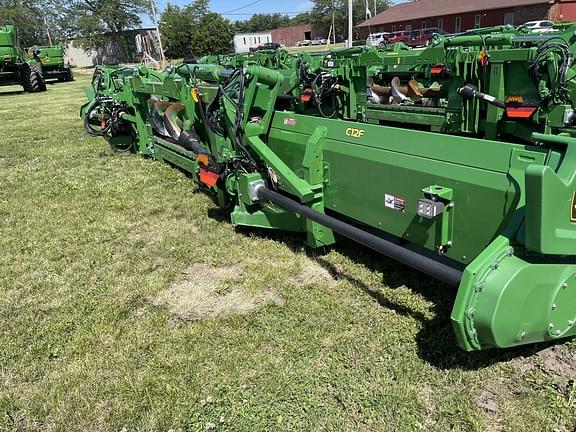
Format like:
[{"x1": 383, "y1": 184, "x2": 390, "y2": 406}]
[
  {"x1": 297, "y1": 59, "x2": 340, "y2": 118},
  {"x1": 529, "y1": 38, "x2": 574, "y2": 104}
]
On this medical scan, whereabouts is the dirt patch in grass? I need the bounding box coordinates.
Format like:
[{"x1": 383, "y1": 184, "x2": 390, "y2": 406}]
[
  {"x1": 127, "y1": 219, "x2": 199, "y2": 244},
  {"x1": 154, "y1": 263, "x2": 284, "y2": 320},
  {"x1": 418, "y1": 384, "x2": 437, "y2": 429},
  {"x1": 536, "y1": 345, "x2": 576, "y2": 379},
  {"x1": 290, "y1": 259, "x2": 337, "y2": 286},
  {"x1": 509, "y1": 344, "x2": 576, "y2": 381},
  {"x1": 475, "y1": 390, "x2": 498, "y2": 414}
]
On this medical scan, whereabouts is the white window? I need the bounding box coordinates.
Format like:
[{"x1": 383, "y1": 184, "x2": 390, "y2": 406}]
[
  {"x1": 475, "y1": 14, "x2": 481, "y2": 28},
  {"x1": 405, "y1": 24, "x2": 412, "y2": 31},
  {"x1": 421, "y1": 21, "x2": 427, "y2": 29},
  {"x1": 504, "y1": 12, "x2": 514, "y2": 25},
  {"x1": 455, "y1": 16, "x2": 462, "y2": 33},
  {"x1": 437, "y1": 18, "x2": 444, "y2": 30}
]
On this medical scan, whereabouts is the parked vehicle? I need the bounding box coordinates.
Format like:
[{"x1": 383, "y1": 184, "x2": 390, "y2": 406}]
[
  {"x1": 296, "y1": 40, "x2": 311, "y2": 47},
  {"x1": 310, "y1": 37, "x2": 327, "y2": 46},
  {"x1": 388, "y1": 31, "x2": 412, "y2": 45},
  {"x1": 26, "y1": 45, "x2": 74, "y2": 82},
  {"x1": 409, "y1": 27, "x2": 446, "y2": 46},
  {"x1": 256, "y1": 42, "x2": 282, "y2": 51},
  {"x1": 0, "y1": 24, "x2": 46, "y2": 92},
  {"x1": 366, "y1": 32, "x2": 391, "y2": 47},
  {"x1": 521, "y1": 20, "x2": 555, "y2": 32}
]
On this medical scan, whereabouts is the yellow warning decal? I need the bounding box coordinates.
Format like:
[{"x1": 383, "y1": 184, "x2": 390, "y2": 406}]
[{"x1": 345, "y1": 128, "x2": 365, "y2": 138}]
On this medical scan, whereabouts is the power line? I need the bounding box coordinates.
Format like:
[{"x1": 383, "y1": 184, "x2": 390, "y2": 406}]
[
  {"x1": 221, "y1": 11, "x2": 311, "y2": 16},
  {"x1": 221, "y1": 0, "x2": 263, "y2": 14}
]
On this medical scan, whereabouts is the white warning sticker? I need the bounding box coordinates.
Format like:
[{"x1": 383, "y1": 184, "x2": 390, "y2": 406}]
[{"x1": 385, "y1": 194, "x2": 406, "y2": 212}]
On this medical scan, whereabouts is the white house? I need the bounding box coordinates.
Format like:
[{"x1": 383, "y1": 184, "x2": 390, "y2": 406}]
[{"x1": 233, "y1": 32, "x2": 272, "y2": 53}]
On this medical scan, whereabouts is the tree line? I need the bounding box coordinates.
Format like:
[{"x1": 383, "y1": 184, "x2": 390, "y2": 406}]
[{"x1": 0, "y1": 0, "x2": 389, "y2": 58}]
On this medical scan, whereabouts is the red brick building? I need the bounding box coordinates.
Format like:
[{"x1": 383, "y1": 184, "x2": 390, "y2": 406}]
[
  {"x1": 357, "y1": 0, "x2": 576, "y2": 37},
  {"x1": 271, "y1": 24, "x2": 314, "y2": 47}
]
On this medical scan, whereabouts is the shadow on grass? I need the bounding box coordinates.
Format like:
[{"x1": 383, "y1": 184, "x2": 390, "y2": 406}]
[
  {"x1": 0, "y1": 90, "x2": 25, "y2": 96},
  {"x1": 227, "y1": 224, "x2": 551, "y2": 370}
]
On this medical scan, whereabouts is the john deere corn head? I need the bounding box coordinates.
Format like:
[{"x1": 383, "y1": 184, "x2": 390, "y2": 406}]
[
  {"x1": 0, "y1": 25, "x2": 46, "y2": 92},
  {"x1": 27, "y1": 45, "x2": 74, "y2": 82},
  {"x1": 199, "y1": 48, "x2": 297, "y2": 70},
  {"x1": 82, "y1": 24, "x2": 576, "y2": 351}
]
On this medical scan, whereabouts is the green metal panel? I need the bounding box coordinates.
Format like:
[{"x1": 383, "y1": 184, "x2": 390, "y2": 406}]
[{"x1": 268, "y1": 112, "x2": 547, "y2": 265}]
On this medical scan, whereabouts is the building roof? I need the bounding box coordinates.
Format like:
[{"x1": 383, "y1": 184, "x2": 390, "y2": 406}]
[
  {"x1": 234, "y1": 31, "x2": 273, "y2": 37},
  {"x1": 357, "y1": 0, "x2": 549, "y2": 27}
]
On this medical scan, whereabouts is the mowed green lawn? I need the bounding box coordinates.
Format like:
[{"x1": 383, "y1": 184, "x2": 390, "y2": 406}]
[{"x1": 0, "y1": 75, "x2": 575, "y2": 432}]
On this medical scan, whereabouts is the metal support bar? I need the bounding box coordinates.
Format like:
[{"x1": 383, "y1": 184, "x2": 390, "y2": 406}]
[{"x1": 256, "y1": 187, "x2": 463, "y2": 286}]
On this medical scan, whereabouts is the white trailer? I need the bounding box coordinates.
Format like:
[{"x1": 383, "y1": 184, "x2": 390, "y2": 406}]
[{"x1": 233, "y1": 32, "x2": 272, "y2": 53}]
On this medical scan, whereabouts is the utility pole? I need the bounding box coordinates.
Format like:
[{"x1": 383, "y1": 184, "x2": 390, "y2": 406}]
[
  {"x1": 347, "y1": 0, "x2": 353, "y2": 48},
  {"x1": 374, "y1": 0, "x2": 377, "y2": 16},
  {"x1": 150, "y1": 0, "x2": 166, "y2": 64},
  {"x1": 44, "y1": 17, "x2": 53, "y2": 46},
  {"x1": 332, "y1": 0, "x2": 336, "y2": 44}
]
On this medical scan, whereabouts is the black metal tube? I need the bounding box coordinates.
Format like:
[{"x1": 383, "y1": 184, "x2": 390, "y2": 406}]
[
  {"x1": 257, "y1": 188, "x2": 463, "y2": 286},
  {"x1": 458, "y1": 84, "x2": 506, "y2": 109}
]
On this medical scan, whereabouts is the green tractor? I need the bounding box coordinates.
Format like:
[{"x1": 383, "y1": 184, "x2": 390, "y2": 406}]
[
  {"x1": 27, "y1": 44, "x2": 74, "y2": 82},
  {"x1": 0, "y1": 24, "x2": 46, "y2": 92}
]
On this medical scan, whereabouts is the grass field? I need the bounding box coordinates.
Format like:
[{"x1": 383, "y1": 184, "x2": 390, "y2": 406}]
[
  {"x1": 0, "y1": 76, "x2": 575, "y2": 432},
  {"x1": 285, "y1": 43, "x2": 346, "y2": 53}
]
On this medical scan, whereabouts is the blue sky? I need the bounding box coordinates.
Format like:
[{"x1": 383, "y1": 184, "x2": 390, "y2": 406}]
[
  {"x1": 150, "y1": 0, "x2": 405, "y2": 22},
  {"x1": 154, "y1": 0, "x2": 315, "y2": 21}
]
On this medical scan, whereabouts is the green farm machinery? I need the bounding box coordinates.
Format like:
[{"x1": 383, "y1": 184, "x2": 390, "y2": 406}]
[
  {"x1": 0, "y1": 25, "x2": 46, "y2": 92},
  {"x1": 198, "y1": 48, "x2": 297, "y2": 70},
  {"x1": 82, "y1": 23, "x2": 576, "y2": 351},
  {"x1": 27, "y1": 44, "x2": 74, "y2": 82}
]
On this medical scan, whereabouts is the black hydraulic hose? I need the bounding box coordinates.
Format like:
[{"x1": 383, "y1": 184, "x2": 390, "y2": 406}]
[
  {"x1": 256, "y1": 187, "x2": 463, "y2": 286},
  {"x1": 84, "y1": 98, "x2": 112, "y2": 137},
  {"x1": 177, "y1": 130, "x2": 205, "y2": 154},
  {"x1": 458, "y1": 84, "x2": 506, "y2": 109}
]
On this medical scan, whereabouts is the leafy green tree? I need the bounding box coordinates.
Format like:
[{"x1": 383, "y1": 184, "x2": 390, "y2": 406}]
[
  {"x1": 159, "y1": 4, "x2": 193, "y2": 58},
  {"x1": 311, "y1": 0, "x2": 389, "y2": 40},
  {"x1": 0, "y1": 0, "x2": 73, "y2": 46},
  {"x1": 0, "y1": 3, "x2": 43, "y2": 47},
  {"x1": 69, "y1": 0, "x2": 151, "y2": 57},
  {"x1": 289, "y1": 12, "x2": 313, "y2": 26},
  {"x1": 234, "y1": 13, "x2": 290, "y2": 33},
  {"x1": 160, "y1": 0, "x2": 232, "y2": 58},
  {"x1": 183, "y1": 0, "x2": 209, "y2": 21},
  {"x1": 191, "y1": 12, "x2": 232, "y2": 56}
]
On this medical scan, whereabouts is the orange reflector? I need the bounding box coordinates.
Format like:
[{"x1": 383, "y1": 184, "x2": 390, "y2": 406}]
[
  {"x1": 199, "y1": 168, "x2": 219, "y2": 187},
  {"x1": 506, "y1": 107, "x2": 537, "y2": 119},
  {"x1": 431, "y1": 65, "x2": 444, "y2": 75},
  {"x1": 505, "y1": 96, "x2": 525, "y2": 104},
  {"x1": 300, "y1": 89, "x2": 313, "y2": 103},
  {"x1": 196, "y1": 154, "x2": 209, "y2": 166}
]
